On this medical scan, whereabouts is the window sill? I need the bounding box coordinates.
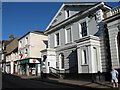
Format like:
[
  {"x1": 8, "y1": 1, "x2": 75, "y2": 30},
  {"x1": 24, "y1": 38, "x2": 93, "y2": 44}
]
[
  {"x1": 54, "y1": 45, "x2": 60, "y2": 48},
  {"x1": 81, "y1": 64, "x2": 88, "y2": 66},
  {"x1": 65, "y1": 42, "x2": 72, "y2": 45}
]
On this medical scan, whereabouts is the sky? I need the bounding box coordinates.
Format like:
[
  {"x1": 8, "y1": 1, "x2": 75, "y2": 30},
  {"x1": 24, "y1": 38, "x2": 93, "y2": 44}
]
[{"x1": 2, "y1": 2, "x2": 120, "y2": 40}]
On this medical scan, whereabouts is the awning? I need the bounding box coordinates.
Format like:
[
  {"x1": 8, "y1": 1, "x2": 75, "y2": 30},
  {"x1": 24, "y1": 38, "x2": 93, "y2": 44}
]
[{"x1": 18, "y1": 58, "x2": 41, "y2": 64}]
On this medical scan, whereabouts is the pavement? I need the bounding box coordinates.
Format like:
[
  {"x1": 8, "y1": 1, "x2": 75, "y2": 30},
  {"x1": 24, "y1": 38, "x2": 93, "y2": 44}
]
[{"x1": 13, "y1": 74, "x2": 120, "y2": 90}]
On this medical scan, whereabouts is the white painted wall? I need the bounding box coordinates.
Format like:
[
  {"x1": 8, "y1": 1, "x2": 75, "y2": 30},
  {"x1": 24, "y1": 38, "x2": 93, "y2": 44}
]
[
  {"x1": 77, "y1": 35, "x2": 102, "y2": 73},
  {"x1": 6, "y1": 52, "x2": 19, "y2": 74},
  {"x1": 29, "y1": 33, "x2": 48, "y2": 58},
  {"x1": 41, "y1": 48, "x2": 56, "y2": 73},
  {"x1": 18, "y1": 33, "x2": 48, "y2": 59}
]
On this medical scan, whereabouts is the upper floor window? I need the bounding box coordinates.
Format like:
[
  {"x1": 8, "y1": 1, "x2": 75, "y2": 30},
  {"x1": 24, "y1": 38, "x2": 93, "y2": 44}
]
[
  {"x1": 81, "y1": 22, "x2": 87, "y2": 37},
  {"x1": 19, "y1": 41, "x2": 22, "y2": 47},
  {"x1": 66, "y1": 28, "x2": 72, "y2": 43},
  {"x1": 65, "y1": 10, "x2": 70, "y2": 19},
  {"x1": 55, "y1": 33, "x2": 59, "y2": 46},
  {"x1": 25, "y1": 37, "x2": 28, "y2": 45}
]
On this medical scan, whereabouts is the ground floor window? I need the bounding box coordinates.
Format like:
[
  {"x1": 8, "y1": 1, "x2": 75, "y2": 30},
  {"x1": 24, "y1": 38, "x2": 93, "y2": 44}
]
[
  {"x1": 59, "y1": 53, "x2": 64, "y2": 69},
  {"x1": 82, "y1": 49, "x2": 87, "y2": 65}
]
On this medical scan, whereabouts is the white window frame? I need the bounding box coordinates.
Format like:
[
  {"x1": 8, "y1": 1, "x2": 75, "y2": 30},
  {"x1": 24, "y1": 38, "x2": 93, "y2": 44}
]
[
  {"x1": 54, "y1": 32, "x2": 60, "y2": 47},
  {"x1": 81, "y1": 21, "x2": 87, "y2": 37},
  {"x1": 65, "y1": 10, "x2": 70, "y2": 19},
  {"x1": 65, "y1": 27, "x2": 72, "y2": 44},
  {"x1": 59, "y1": 53, "x2": 64, "y2": 70},
  {"x1": 19, "y1": 41, "x2": 22, "y2": 48},
  {"x1": 79, "y1": 19, "x2": 88, "y2": 38},
  {"x1": 25, "y1": 37, "x2": 28, "y2": 45},
  {"x1": 81, "y1": 48, "x2": 88, "y2": 65}
]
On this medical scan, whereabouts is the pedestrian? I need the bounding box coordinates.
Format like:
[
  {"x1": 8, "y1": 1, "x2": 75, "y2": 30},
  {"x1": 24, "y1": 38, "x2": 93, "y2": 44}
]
[{"x1": 110, "y1": 66, "x2": 119, "y2": 88}]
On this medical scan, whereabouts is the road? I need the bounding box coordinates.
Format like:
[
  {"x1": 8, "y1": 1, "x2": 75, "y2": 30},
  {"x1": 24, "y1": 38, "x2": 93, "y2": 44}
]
[
  {"x1": 2, "y1": 73, "x2": 78, "y2": 88},
  {"x1": 2, "y1": 73, "x2": 116, "y2": 90}
]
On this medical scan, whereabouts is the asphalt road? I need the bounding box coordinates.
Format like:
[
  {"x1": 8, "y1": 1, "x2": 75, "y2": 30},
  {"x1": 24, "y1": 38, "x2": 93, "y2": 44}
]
[
  {"x1": 2, "y1": 73, "x2": 118, "y2": 90},
  {"x1": 2, "y1": 73, "x2": 78, "y2": 89}
]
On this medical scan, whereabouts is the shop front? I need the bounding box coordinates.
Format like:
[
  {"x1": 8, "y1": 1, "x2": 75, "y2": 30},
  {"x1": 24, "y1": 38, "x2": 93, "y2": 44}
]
[
  {"x1": 17, "y1": 58, "x2": 41, "y2": 76},
  {"x1": 6, "y1": 62, "x2": 11, "y2": 74}
]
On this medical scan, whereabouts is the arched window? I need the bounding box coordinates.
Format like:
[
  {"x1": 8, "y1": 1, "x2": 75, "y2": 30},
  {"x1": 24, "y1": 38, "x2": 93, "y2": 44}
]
[
  {"x1": 59, "y1": 53, "x2": 64, "y2": 69},
  {"x1": 82, "y1": 49, "x2": 87, "y2": 65},
  {"x1": 93, "y1": 47, "x2": 98, "y2": 72}
]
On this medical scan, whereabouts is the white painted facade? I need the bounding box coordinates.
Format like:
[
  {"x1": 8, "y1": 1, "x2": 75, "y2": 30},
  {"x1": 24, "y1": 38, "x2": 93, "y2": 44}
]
[
  {"x1": 76, "y1": 35, "x2": 102, "y2": 73},
  {"x1": 41, "y1": 48, "x2": 56, "y2": 73},
  {"x1": 18, "y1": 31, "x2": 48, "y2": 76},
  {"x1": 6, "y1": 52, "x2": 19, "y2": 74},
  {"x1": 44, "y1": 2, "x2": 110, "y2": 77},
  {"x1": 18, "y1": 32, "x2": 48, "y2": 59}
]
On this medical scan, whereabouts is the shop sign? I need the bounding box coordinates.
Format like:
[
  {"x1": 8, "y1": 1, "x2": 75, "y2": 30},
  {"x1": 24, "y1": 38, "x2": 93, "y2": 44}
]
[
  {"x1": 29, "y1": 59, "x2": 40, "y2": 63},
  {"x1": 20, "y1": 59, "x2": 29, "y2": 64}
]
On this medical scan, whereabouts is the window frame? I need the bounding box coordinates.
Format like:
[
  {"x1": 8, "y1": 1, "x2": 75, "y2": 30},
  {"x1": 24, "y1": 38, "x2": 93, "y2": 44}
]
[
  {"x1": 65, "y1": 10, "x2": 70, "y2": 19},
  {"x1": 65, "y1": 27, "x2": 72, "y2": 44},
  {"x1": 54, "y1": 32, "x2": 60, "y2": 47},
  {"x1": 81, "y1": 21, "x2": 87, "y2": 37},
  {"x1": 81, "y1": 48, "x2": 88, "y2": 65}
]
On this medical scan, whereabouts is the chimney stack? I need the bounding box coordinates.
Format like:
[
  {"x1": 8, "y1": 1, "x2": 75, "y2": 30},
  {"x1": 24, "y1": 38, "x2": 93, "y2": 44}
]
[{"x1": 9, "y1": 34, "x2": 14, "y2": 41}]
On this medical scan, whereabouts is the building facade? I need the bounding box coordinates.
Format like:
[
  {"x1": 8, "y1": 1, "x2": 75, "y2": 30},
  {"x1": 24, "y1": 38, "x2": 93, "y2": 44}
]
[
  {"x1": 1, "y1": 40, "x2": 11, "y2": 73},
  {"x1": 5, "y1": 36, "x2": 19, "y2": 74},
  {"x1": 18, "y1": 31, "x2": 48, "y2": 76},
  {"x1": 104, "y1": 5, "x2": 120, "y2": 81},
  {"x1": 43, "y1": 2, "x2": 112, "y2": 81}
]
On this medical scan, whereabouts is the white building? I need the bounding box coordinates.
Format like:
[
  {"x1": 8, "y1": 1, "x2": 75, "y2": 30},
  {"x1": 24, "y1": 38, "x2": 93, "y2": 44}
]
[
  {"x1": 42, "y1": 2, "x2": 111, "y2": 81},
  {"x1": 18, "y1": 31, "x2": 48, "y2": 76}
]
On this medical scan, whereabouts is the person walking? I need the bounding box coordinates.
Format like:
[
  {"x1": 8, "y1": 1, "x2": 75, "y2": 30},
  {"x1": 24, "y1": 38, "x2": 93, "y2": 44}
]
[{"x1": 111, "y1": 66, "x2": 119, "y2": 88}]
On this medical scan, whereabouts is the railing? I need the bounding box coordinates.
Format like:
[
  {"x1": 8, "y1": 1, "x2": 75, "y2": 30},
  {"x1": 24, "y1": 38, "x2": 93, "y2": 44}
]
[
  {"x1": 49, "y1": 67, "x2": 64, "y2": 78},
  {"x1": 111, "y1": 5, "x2": 120, "y2": 16},
  {"x1": 49, "y1": 64, "x2": 78, "y2": 78},
  {"x1": 107, "y1": 5, "x2": 120, "y2": 17}
]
